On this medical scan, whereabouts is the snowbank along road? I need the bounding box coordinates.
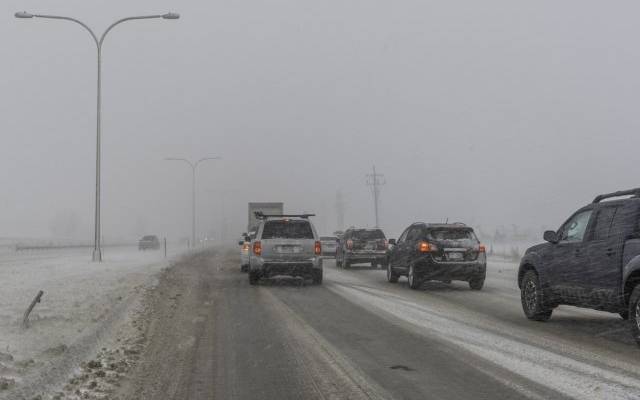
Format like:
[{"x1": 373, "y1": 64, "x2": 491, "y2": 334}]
[{"x1": 113, "y1": 248, "x2": 640, "y2": 400}]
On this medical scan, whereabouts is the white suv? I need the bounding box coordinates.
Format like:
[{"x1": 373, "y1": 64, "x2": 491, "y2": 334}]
[{"x1": 248, "y1": 214, "x2": 323, "y2": 285}]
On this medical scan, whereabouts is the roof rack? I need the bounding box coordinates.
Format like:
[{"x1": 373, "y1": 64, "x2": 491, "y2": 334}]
[
  {"x1": 254, "y1": 211, "x2": 315, "y2": 219},
  {"x1": 592, "y1": 188, "x2": 640, "y2": 203}
]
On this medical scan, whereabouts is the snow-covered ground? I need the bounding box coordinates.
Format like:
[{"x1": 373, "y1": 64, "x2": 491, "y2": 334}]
[{"x1": 0, "y1": 245, "x2": 186, "y2": 398}]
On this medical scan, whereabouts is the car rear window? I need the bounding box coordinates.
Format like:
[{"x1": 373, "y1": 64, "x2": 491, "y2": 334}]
[
  {"x1": 262, "y1": 220, "x2": 314, "y2": 239},
  {"x1": 428, "y1": 229, "x2": 476, "y2": 241},
  {"x1": 351, "y1": 230, "x2": 385, "y2": 240}
]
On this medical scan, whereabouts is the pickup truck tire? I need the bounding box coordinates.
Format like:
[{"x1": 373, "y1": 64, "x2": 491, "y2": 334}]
[
  {"x1": 629, "y1": 285, "x2": 640, "y2": 345},
  {"x1": 312, "y1": 269, "x2": 323, "y2": 285},
  {"x1": 387, "y1": 263, "x2": 399, "y2": 283},
  {"x1": 248, "y1": 270, "x2": 260, "y2": 285},
  {"x1": 408, "y1": 265, "x2": 421, "y2": 290},
  {"x1": 521, "y1": 270, "x2": 552, "y2": 321}
]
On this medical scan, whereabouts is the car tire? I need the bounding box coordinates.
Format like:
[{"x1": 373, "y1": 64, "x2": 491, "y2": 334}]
[
  {"x1": 520, "y1": 270, "x2": 552, "y2": 321},
  {"x1": 312, "y1": 269, "x2": 323, "y2": 285},
  {"x1": 629, "y1": 285, "x2": 640, "y2": 346},
  {"x1": 469, "y1": 276, "x2": 485, "y2": 290},
  {"x1": 408, "y1": 265, "x2": 421, "y2": 290},
  {"x1": 371, "y1": 262, "x2": 377, "y2": 269},
  {"x1": 249, "y1": 270, "x2": 260, "y2": 285},
  {"x1": 387, "y1": 263, "x2": 399, "y2": 283}
]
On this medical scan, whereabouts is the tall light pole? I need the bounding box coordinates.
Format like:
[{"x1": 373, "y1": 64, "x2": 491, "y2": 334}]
[
  {"x1": 366, "y1": 165, "x2": 386, "y2": 228},
  {"x1": 165, "y1": 157, "x2": 221, "y2": 248},
  {"x1": 15, "y1": 11, "x2": 180, "y2": 262}
]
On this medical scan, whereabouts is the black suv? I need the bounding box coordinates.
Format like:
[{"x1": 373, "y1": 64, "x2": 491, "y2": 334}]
[
  {"x1": 336, "y1": 228, "x2": 388, "y2": 269},
  {"x1": 387, "y1": 223, "x2": 486, "y2": 290},
  {"x1": 518, "y1": 189, "x2": 640, "y2": 345}
]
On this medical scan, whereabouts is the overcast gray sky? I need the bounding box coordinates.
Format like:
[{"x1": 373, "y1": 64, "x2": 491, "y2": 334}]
[{"x1": 1, "y1": 0, "x2": 639, "y2": 241}]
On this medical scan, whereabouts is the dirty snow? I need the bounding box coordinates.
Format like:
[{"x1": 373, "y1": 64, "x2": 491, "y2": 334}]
[{"x1": 0, "y1": 245, "x2": 185, "y2": 399}]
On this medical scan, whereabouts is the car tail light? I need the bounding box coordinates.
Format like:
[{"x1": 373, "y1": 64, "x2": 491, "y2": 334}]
[
  {"x1": 478, "y1": 244, "x2": 486, "y2": 253},
  {"x1": 253, "y1": 241, "x2": 262, "y2": 256},
  {"x1": 315, "y1": 241, "x2": 322, "y2": 255},
  {"x1": 346, "y1": 239, "x2": 353, "y2": 250},
  {"x1": 242, "y1": 243, "x2": 250, "y2": 251},
  {"x1": 418, "y1": 241, "x2": 432, "y2": 253}
]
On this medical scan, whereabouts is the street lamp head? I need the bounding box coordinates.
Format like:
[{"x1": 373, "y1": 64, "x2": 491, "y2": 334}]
[
  {"x1": 162, "y1": 12, "x2": 180, "y2": 20},
  {"x1": 15, "y1": 11, "x2": 34, "y2": 19}
]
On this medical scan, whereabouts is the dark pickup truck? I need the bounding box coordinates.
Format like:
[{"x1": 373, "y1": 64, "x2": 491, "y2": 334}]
[{"x1": 518, "y1": 188, "x2": 640, "y2": 345}]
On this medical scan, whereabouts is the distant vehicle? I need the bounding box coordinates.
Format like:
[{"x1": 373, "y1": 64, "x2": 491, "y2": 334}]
[
  {"x1": 138, "y1": 235, "x2": 160, "y2": 251},
  {"x1": 386, "y1": 223, "x2": 486, "y2": 290},
  {"x1": 238, "y1": 231, "x2": 256, "y2": 273},
  {"x1": 247, "y1": 202, "x2": 284, "y2": 233},
  {"x1": 320, "y1": 236, "x2": 338, "y2": 258},
  {"x1": 336, "y1": 228, "x2": 388, "y2": 269},
  {"x1": 518, "y1": 189, "x2": 640, "y2": 345},
  {"x1": 248, "y1": 213, "x2": 323, "y2": 285}
]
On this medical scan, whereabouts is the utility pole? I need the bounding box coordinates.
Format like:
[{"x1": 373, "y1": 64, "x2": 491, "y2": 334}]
[
  {"x1": 366, "y1": 166, "x2": 385, "y2": 228},
  {"x1": 335, "y1": 190, "x2": 345, "y2": 231}
]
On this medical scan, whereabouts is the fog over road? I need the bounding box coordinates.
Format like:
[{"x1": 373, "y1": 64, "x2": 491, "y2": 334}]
[{"x1": 119, "y1": 249, "x2": 640, "y2": 400}]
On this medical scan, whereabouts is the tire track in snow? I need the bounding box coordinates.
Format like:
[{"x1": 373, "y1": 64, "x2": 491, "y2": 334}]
[{"x1": 327, "y1": 282, "x2": 640, "y2": 400}]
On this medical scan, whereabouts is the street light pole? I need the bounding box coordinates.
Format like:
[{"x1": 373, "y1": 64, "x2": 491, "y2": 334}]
[
  {"x1": 165, "y1": 157, "x2": 221, "y2": 248},
  {"x1": 15, "y1": 11, "x2": 180, "y2": 262}
]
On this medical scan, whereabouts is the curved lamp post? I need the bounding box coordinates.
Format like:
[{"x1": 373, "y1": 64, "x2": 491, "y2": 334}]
[
  {"x1": 15, "y1": 11, "x2": 179, "y2": 261},
  {"x1": 165, "y1": 157, "x2": 221, "y2": 248}
]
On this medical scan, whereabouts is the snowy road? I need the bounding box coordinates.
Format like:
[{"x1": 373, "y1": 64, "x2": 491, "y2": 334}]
[{"x1": 116, "y1": 249, "x2": 640, "y2": 400}]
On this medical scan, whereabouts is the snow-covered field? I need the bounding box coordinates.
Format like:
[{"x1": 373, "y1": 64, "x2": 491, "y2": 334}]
[{"x1": 0, "y1": 245, "x2": 186, "y2": 398}]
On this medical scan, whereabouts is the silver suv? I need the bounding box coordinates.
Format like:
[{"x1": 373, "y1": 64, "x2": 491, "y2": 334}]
[{"x1": 248, "y1": 214, "x2": 323, "y2": 285}]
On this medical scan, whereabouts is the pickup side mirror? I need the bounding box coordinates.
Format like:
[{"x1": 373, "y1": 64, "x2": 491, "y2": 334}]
[
  {"x1": 388, "y1": 238, "x2": 396, "y2": 246},
  {"x1": 543, "y1": 230, "x2": 559, "y2": 244}
]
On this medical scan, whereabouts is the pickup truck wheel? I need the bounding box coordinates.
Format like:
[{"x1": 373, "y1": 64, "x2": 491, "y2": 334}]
[
  {"x1": 520, "y1": 270, "x2": 552, "y2": 321},
  {"x1": 408, "y1": 265, "x2": 421, "y2": 290},
  {"x1": 248, "y1": 270, "x2": 260, "y2": 285},
  {"x1": 312, "y1": 269, "x2": 323, "y2": 285},
  {"x1": 629, "y1": 285, "x2": 640, "y2": 345},
  {"x1": 387, "y1": 263, "x2": 399, "y2": 283}
]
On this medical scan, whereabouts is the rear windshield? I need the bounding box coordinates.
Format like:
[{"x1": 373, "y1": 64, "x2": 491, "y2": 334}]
[
  {"x1": 351, "y1": 230, "x2": 385, "y2": 240},
  {"x1": 428, "y1": 229, "x2": 476, "y2": 241},
  {"x1": 262, "y1": 220, "x2": 314, "y2": 239}
]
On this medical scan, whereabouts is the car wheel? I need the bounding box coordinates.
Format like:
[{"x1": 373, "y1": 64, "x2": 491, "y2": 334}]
[
  {"x1": 387, "y1": 263, "x2": 399, "y2": 283},
  {"x1": 312, "y1": 269, "x2": 323, "y2": 285},
  {"x1": 371, "y1": 262, "x2": 378, "y2": 269},
  {"x1": 248, "y1": 270, "x2": 260, "y2": 285},
  {"x1": 629, "y1": 285, "x2": 640, "y2": 345},
  {"x1": 408, "y1": 265, "x2": 421, "y2": 290},
  {"x1": 469, "y1": 276, "x2": 485, "y2": 290},
  {"x1": 520, "y1": 270, "x2": 552, "y2": 321}
]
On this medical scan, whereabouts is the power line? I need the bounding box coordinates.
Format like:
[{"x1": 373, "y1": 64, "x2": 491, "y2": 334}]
[{"x1": 366, "y1": 166, "x2": 386, "y2": 228}]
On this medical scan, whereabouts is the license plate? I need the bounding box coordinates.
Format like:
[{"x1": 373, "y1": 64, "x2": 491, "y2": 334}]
[
  {"x1": 447, "y1": 252, "x2": 464, "y2": 260},
  {"x1": 276, "y1": 246, "x2": 301, "y2": 253}
]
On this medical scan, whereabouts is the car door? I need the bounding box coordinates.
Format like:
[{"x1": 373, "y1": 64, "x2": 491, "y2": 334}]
[
  {"x1": 547, "y1": 208, "x2": 594, "y2": 302},
  {"x1": 389, "y1": 228, "x2": 410, "y2": 270},
  {"x1": 585, "y1": 204, "x2": 627, "y2": 306}
]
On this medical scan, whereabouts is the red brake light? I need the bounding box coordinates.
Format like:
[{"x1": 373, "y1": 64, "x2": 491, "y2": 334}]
[
  {"x1": 418, "y1": 241, "x2": 431, "y2": 253},
  {"x1": 315, "y1": 241, "x2": 322, "y2": 255},
  {"x1": 242, "y1": 243, "x2": 250, "y2": 251},
  {"x1": 478, "y1": 244, "x2": 486, "y2": 253},
  {"x1": 346, "y1": 239, "x2": 353, "y2": 250},
  {"x1": 253, "y1": 241, "x2": 262, "y2": 256}
]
